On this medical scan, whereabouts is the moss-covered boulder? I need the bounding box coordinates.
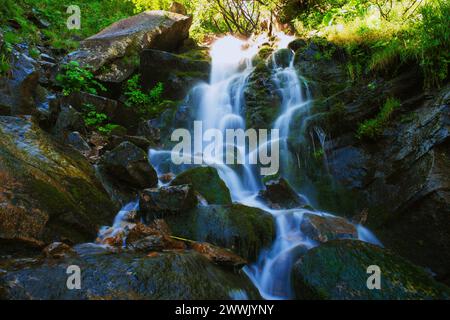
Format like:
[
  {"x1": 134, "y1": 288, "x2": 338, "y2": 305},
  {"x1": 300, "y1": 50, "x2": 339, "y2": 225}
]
[
  {"x1": 170, "y1": 166, "x2": 232, "y2": 205},
  {"x1": 0, "y1": 116, "x2": 117, "y2": 247},
  {"x1": 65, "y1": 10, "x2": 193, "y2": 83},
  {"x1": 268, "y1": 48, "x2": 294, "y2": 69},
  {"x1": 244, "y1": 56, "x2": 280, "y2": 130},
  {"x1": 164, "y1": 204, "x2": 275, "y2": 262},
  {"x1": 292, "y1": 240, "x2": 450, "y2": 299},
  {"x1": 0, "y1": 247, "x2": 260, "y2": 299}
]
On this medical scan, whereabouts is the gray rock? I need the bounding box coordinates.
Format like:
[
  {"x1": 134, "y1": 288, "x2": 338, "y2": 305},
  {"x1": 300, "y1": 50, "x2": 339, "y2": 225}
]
[
  {"x1": 0, "y1": 49, "x2": 41, "y2": 115},
  {"x1": 292, "y1": 240, "x2": 450, "y2": 299},
  {"x1": 0, "y1": 116, "x2": 117, "y2": 245},
  {"x1": 0, "y1": 249, "x2": 260, "y2": 299},
  {"x1": 300, "y1": 213, "x2": 358, "y2": 243},
  {"x1": 100, "y1": 141, "x2": 158, "y2": 189},
  {"x1": 259, "y1": 177, "x2": 305, "y2": 209},
  {"x1": 164, "y1": 203, "x2": 275, "y2": 262},
  {"x1": 52, "y1": 105, "x2": 86, "y2": 138},
  {"x1": 66, "y1": 131, "x2": 91, "y2": 153},
  {"x1": 65, "y1": 10, "x2": 192, "y2": 83},
  {"x1": 140, "y1": 49, "x2": 210, "y2": 99},
  {"x1": 139, "y1": 184, "x2": 198, "y2": 220}
]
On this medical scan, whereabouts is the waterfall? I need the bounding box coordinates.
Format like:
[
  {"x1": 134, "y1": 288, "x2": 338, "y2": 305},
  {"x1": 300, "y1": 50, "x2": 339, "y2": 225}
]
[{"x1": 105, "y1": 33, "x2": 382, "y2": 300}]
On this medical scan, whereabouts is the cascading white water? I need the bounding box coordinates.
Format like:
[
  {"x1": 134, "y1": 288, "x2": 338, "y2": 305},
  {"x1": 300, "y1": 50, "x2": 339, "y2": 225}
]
[{"x1": 104, "y1": 33, "x2": 382, "y2": 300}]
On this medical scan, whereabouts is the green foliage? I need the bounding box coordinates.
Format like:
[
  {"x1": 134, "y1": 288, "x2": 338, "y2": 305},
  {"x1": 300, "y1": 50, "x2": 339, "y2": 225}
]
[
  {"x1": 290, "y1": 0, "x2": 449, "y2": 88},
  {"x1": 124, "y1": 74, "x2": 168, "y2": 120},
  {"x1": 417, "y1": 1, "x2": 450, "y2": 88},
  {"x1": 357, "y1": 97, "x2": 401, "y2": 140},
  {"x1": 98, "y1": 123, "x2": 120, "y2": 135},
  {"x1": 0, "y1": 40, "x2": 13, "y2": 75},
  {"x1": 0, "y1": 0, "x2": 136, "y2": 51},
  {"x1": 81, "y1": 103, "x2": 119, "y2": 135},
  {"x1": 56, "y1": 61, "x2": 106, "y2": 96},
  {"x1": 313, "y1": 148, "x2": 325, "y2": 160}
]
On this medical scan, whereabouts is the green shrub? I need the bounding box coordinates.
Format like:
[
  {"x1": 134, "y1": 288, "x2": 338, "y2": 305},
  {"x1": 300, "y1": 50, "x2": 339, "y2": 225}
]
[
  {"x1": 124, "y1": 74, "x2": 168, "y2": 120},
  {"x1": 417, "y1": 1, "x2": 450, "y2": 88},
  {"x1": 0, "y1": 41, "x2": 13, "y2": 75},
  {"x1": 81, "y1": 103, "x2": 118, "y2": 135},
  {"x1": 357, "y1": 97, "x2": 401, "y2": 140},
  {"x1": 98, "y1": 123, "x2": 120, "y2": 135},
  {"x1": 56, "y1": 61, "x2": 106, "y2": 96}
]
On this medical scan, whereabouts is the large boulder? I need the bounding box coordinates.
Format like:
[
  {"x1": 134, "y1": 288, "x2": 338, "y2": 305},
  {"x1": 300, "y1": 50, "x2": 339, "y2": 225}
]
[
  {"x1": 140, "y1": 49, "x2": 210, "y2": 100},
  {"x1": 171, "y1": 166, "x2": 232, "y2": 205},
  {"x1": 100, "y1": 141, "x2": 158, "y2": 189},
  {"x1": 292, "y1": 240, "x2": 450, "y2": 299},
  {"x1": 66, "y1": 10, "x2": 193, "y2": 83},
  {"x1": 0, "y1": 116, "x2": 117, "y2": 247},
  {"x1": 164, "y1": 203, "x2": 275, "y2": 262},
  {"x1": 0, "y1": 246, "x2": 260, "y2": 300},
  {"x1": 300, "y1": 213, "x2": 358, "y2": 243},
  {"x1": 52, "y1": 104, "x2": 86, "y2": 139},
  {"x1": 139, "y1": 184, "x2": 198, "y2": 220},
  {"x1": 0, "y1": 48, "x2": 42, "y2": 115},
  {"x1": 259, "y1": 177, "x2": 305, "y2": 209}
]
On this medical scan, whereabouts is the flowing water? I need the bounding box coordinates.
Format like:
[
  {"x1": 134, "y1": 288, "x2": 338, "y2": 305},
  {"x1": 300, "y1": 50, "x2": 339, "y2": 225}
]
[{"x1": 104, "y1": 33, "x2": 382, "y2": 300}]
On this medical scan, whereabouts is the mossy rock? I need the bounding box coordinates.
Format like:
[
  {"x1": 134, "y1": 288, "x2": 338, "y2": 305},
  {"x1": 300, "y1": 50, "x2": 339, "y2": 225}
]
[
  {"x1": 171, "y1": 166, "x2": 231, "y2": 205},
  {"x1": 0, "y1": 116, "x2": 117, "y2": 246},
  {"x1": 292, "y1": 240, "x2": 450, "y2": 300},
  {"x1": 244, "y1": 58, "x2": 281, "y2": 130},
  {"x1": 0, "y1": 248, "x2": 260, "y2": 299},
  {"x1": 165, "y1": 204, "x2": 275, "y2": 262},
  {"x1": 268, "y1": 48, "x2": 293, "y2": 69}
]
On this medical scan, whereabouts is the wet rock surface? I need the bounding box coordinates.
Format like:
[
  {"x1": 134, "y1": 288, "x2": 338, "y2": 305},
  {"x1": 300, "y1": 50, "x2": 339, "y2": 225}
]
[
  {"x1": 164, "y1": 203, "x2": 275, "y2": 262},
  {"x1": 140, "y1": 49, "x2": 210, "y2": 100},
  {"x1": 100, "y1": 141, "x2": 158, "y2": 189},
  {"x1": 139, "y1": 184, "x2": 198, "y2": 219},
  {"x1": 288, "y1": 38, "x2": 450, "y2": 283},
  {"x1": 292, "y1": 240, "x2": 450, "y2": 299},
  {"x1": 259, "y1": 177, "x2": 305, "y2": 209},
  {"x1": 0, "y1": 247, "x2": 259, "y2": 300},
  {"x1": 171, "y1": 166, "x2": 232, "y2": 205},
  {"x1": 0, "y1": 47, "x2": 43, "y2": 115},
  {"x1": 300, "y1": 213, "x2": 358, "y2": 243},
  {"x1": 0, "y1": 116, "x2": 117, "y2": 245}
]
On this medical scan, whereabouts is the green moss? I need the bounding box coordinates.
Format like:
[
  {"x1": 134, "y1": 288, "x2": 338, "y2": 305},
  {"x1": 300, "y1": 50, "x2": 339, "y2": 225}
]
[
  {"x1": 244, "y1": 58, "x2": 281, "y2": 129},
  {"x1": 171, "y1": 166, "x2": 232, "y2": 205},
  {"x1": 357, "y1": 97, "x2": 401, "y2": 140},
  {"x1": 293, "y1": 240, "x2": 450, "y2": 299},
  {"x1": 165, "y1": 204, "x2": 275, "y2": 262}
]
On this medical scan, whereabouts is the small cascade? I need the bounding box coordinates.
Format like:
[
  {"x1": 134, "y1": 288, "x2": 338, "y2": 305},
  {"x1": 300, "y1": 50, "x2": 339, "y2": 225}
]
[{"x1": 103, "y1": 33, "x2": 382, "y2": 300}]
